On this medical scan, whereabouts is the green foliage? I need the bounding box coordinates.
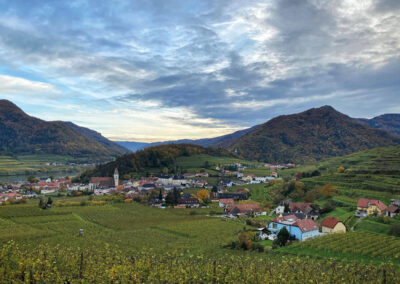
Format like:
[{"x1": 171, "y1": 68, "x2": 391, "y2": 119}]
[
  {"x1": 389, "y1": 224, "x2": 400, "y2": 237},
  {"x1": 275, "y1": 227, "x2": 290, "y2": 247}
]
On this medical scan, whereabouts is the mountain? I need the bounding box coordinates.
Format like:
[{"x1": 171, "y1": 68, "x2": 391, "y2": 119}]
[
  {"x1": 116, "y1": 126, "x2": 256, "y2": 152},
  {"x1": 228, "y1": 106, "x2": 399, "y2": 164},
  {"x1": 357, "y1": 114, "x2": 400, "y2": 137},
  {"x1": 75, "y1": 143, "x2": 231, "y2": 182},
  {"x1": 0, "y1": 100, "x2": 125, "y2": 158},
  {"x1": 63, "y1": 122, "x2": 128, "y2": 155}
]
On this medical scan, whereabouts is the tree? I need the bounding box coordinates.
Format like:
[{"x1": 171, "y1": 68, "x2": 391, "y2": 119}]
[
  {"x1": 47, "y1": 197, "x2": 53, "y2": 208},
  {"x1": 49, "y1": 175, "x2": 55, "y2": 181},
  {"x1": 196, "y1": 189, "x2": 210, "y2": 203},
  {"x1": 38, "y1": 197, "x2": 47, "y2": 209},
  {"x1": 204, "y1": 161, "x2": 210, "y2": 169},
  {"x1": 337, "y1": 166, "x2": 345, "y2": 173},
  {"x1": 275, "y1": 226, "x2": 290, "y2": 247},
  {"x1": 304, "y1": 190, "x2": 316, "y2": 203},
  {"x1": 321, "y1": 184, "x2": 337, "y2": 196},
  {"x1": 211, "y1": 185, "x2": 218, "y2": 193},
  {"x1": 158, "y1": 188, "x2": 163, "y2": 201},
  {"x1": 162, "y1": 167, "x2": 169, "y2": 174},
  {"x1": 27, "y1": 175, "x2": 38, "y2": 183}
]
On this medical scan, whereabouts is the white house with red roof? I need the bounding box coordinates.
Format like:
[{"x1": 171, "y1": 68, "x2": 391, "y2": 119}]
[{"x1": 268, "y1": 215, "x2": 320, "y2": 241}]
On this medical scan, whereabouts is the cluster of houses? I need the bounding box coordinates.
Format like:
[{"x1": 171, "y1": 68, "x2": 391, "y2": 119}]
[
  {"x1": 259, "y1": 201, "x2": 346, "y2": 241},
  {"x1": 355, "y1": 198, "x2": 400, "y2": 218}
]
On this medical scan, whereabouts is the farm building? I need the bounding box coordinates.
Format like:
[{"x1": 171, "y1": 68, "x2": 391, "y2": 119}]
[{"x1": 321, "y1": 217, "x2": 346, "y2": 234}]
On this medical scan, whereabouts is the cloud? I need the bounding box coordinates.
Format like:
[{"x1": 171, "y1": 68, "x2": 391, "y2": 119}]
[{"x1": 0, "y1": 0, "x2": 399, "y2": 141}]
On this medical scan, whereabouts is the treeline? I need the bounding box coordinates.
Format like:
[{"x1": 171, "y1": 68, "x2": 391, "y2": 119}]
[{"x1": 75, "y1": 144, "x2": 231, "y2": 182}]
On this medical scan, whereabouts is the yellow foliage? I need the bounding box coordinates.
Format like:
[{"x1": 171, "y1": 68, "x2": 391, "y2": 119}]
[
  {"x1": 124, "y1": 198, "x2": 132, "y2": 203},
  {"x1": 337, "y1": 166, "x2": 345, "y2": 173},
  {"x1": 196, "y1": 189, "x2": 209, "y2": 201}
]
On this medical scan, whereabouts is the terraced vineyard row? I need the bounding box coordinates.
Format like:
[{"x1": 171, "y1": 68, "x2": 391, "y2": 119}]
[{"x1": 289, "y1": 232, "x2": 400, "y2": 261}]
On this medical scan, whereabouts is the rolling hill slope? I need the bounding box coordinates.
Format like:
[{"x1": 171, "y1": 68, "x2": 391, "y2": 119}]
[{"x1": 229, "y1": 106, "x2": 399, "y2": 163}]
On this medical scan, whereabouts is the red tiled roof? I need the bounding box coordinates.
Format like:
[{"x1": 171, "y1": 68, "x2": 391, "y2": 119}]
[
  {"x1": 219, "y1": 198, "x2": 234, "y2": 204},
  {"x1": 289, "y1": 202, "x2": 312, "y2": 212},
  {"x1": 228, "y1": 203, "x2": 262, "y2": 213},
  {"x1": 294, "y1": 219, "x2": 319, "y2": 233},
  {"x1": 357, "y1": 199, "x2": 387, "y2": 211},
  {"x1": 321, "y1": 216, "x2": 341, "y2": 229},
  {"x1": 272, "y1": 214, "x2": 299, "y2": 223},
  {"x1": 387, "y1": 204, "x2": 399, "y2": 213}
]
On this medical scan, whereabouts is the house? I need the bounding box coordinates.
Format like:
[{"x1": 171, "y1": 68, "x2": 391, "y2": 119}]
[
  {"x1": 219, "y1": 193, "x2": 248, "y2": 201},
  {"x1": 227, "y1": 203, "x2": 263, "y2": 217},
  {"x1": 177, "y1": 197, "x2": 200, "y2": 208},
  {"x1": 268, "y1": 215, "x2": 320, "y2": 241},
  {"x1": 219, "y1": 198, "x2": 234, "y2": 208},
  {"x1": 89, "y1": 177, "x2": 115, "y2": 190},
  {"x1": 274, "y1": 205, "x2": 285, "y2": 215},
  {"x1": 321, "y1": 217, "x2": 346, "y2": 234},
  {"x1": 356, "y1": 199, "x2": 387, "y2": 217},
  {"x1": 241, "y1": 174, "x2": 255, "y2": 182},
  {"x1": 158, "y1": 175, "x2": 172, "y2": 185},
  {"x1": 289, "y1": 202, "x2": 319, "y2": 220},
  {"x1": 386, "y1": 204, "x2": 400, "y2": 218}
]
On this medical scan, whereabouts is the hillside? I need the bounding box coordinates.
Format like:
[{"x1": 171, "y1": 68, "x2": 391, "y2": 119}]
[
  {"x1": 76, "y1": 143, "x2": 232, "y2": 182},
  {"x1": 291, "y1": 144, "x2": 400, "y2": 198},
  {"x1": 229, "y1": 106, "x2": 399, "y2": 163},
  {"x1": 0, "y1": 100, "x2": 120, "y2": 158},
  {"x1": 358, "y1": 114, "x2": 400, "y2": 137},
  {"x1": 116, "y1": 126, "x2": 256, "y2": 152},
  {"x1": 63, "y1": 122, "x2": 128, "y2": 155}
]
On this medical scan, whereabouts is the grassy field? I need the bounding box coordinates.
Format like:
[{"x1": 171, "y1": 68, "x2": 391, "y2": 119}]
[{"x1": 0, "y1": 154, "x2": 94, "y2": 177}]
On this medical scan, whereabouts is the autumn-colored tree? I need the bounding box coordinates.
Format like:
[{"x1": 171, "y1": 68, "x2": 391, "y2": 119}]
[
  {"x1": 162, "y1": 167, "x2": 169, "y2": 174},
  {"x1": 321, "y1": 184, "x2": 337, "y2": 196},
  {"x1": 304, "y1": 190, "x2": 317, "y2": 203},
  {"x1": 196, "y1": 189, "x2": 209, "y2": 202},
  {"x1": 337, "y1": 166, "x2": 345, "y2": 173},
  {"x1": 123, "y1": 173, "x2": 131, "y2": 180}
]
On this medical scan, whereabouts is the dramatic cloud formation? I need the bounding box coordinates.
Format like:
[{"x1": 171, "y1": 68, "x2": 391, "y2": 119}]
[{"x1": 0, "y1": 0, "x2": 399, "y2": 141}]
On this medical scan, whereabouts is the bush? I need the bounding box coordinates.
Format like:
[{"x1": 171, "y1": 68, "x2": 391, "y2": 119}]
[{"x1": 389, "y1": 224, "x2": 400, "y2": 237}]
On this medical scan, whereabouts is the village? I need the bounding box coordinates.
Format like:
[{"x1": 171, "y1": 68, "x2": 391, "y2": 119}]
[{"x1": 1, "y1": 161, "x2": 400, "y2": 248}]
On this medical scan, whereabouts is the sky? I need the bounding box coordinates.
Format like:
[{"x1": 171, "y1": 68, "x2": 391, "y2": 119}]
[{"x1": 0, "y1": 0, "x2": 399, "y2": 142}]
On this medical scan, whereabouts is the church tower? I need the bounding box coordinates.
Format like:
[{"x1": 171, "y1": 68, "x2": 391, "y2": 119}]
[{"x1": 114, "y1": 168, "x2": 119, "y2": 187}]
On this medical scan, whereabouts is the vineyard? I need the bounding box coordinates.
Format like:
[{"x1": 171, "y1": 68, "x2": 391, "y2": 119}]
[
  {"x1": 0, "y1": 201, "x2": 399, "y2": 282},
  {"x1": 281, "y1": 231, "x2": 400, "y2": 263},
  {"x1": 1, "y1": 242, "x2": 398, "y2": 283}
]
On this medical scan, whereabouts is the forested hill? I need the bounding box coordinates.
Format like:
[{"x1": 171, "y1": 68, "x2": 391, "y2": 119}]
[
  {"x1": 358, "y1": 114, "x2": 400, "y2": 137},
  {"x1": 75, "y1": 144, "x2": 231, "y2": 182},
  {"x1": 0, "y1": 100, "x2": 123, "y2": 158},
  {"x1": 229, "y1": 106, "x2": 399, "y2": 164}
]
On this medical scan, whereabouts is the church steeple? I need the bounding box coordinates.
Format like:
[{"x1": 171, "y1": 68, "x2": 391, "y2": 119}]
[{"x1": 114, "y1": 168, "x2": 119, "y2": 187}]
